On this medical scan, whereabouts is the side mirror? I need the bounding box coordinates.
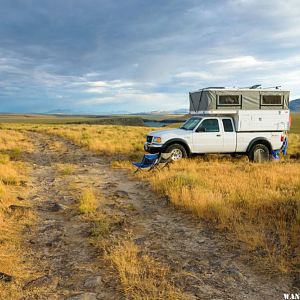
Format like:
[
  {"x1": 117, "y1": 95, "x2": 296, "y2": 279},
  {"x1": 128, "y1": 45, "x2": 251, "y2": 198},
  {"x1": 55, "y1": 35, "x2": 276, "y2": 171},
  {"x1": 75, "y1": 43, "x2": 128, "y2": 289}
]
[{"x1": 196, "y1": 126, "x2": 206, "y2": 132}]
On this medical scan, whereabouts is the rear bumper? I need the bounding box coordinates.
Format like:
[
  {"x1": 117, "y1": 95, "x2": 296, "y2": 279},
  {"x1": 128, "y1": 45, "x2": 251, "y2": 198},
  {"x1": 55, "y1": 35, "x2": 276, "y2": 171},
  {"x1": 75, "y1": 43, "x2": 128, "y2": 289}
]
[{"x1": 144, "y1": 142, "x2": 163, "y2": 154}]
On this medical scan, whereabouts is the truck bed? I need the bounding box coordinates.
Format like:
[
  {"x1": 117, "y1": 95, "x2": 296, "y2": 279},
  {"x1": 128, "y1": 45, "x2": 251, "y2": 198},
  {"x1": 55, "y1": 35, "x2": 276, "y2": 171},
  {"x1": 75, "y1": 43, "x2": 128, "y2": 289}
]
[{"x1": 235, "y1": 131, "x2": 283, "y2": 152}]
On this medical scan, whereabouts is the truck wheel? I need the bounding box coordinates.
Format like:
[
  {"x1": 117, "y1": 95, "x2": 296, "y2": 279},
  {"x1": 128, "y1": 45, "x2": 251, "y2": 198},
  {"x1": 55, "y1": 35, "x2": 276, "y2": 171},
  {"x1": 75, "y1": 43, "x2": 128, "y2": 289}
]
[
  {"x1": 248, "y1": 144, "x2": 270, "y2": 163},
  {"x1": 165, "y1": 144, "x2": 187, "y2": 161}
]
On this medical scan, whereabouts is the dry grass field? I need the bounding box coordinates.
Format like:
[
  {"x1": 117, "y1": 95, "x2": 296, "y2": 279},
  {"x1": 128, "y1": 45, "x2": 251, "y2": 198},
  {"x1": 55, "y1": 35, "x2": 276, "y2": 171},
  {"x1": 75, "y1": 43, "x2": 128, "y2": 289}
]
[
  {"x1": 0, "y1": 114, "x2": 299, "y2": 298},
  {"x1": 0, "y1": 130, "x2": 36, "y2": 299},
  {"x1": 291, "y1": 112, "x2": 300, "y2": 134},
  {"x1": 148, "y1": 160, "x2": 300, "y2": 272},
  {"x1": 5, "y1": 124, "x2": 147, "y2": 158},
  {"x1": 4, "y1": 118, "x2": 299, "y2": 273}
]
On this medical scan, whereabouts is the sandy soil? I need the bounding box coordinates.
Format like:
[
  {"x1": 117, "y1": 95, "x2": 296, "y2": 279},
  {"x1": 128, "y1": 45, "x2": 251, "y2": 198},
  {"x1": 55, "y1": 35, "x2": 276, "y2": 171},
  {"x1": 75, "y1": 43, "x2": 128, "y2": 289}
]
[{"x1": 20, "y1": 132, "x2": 298, "y2": 299}]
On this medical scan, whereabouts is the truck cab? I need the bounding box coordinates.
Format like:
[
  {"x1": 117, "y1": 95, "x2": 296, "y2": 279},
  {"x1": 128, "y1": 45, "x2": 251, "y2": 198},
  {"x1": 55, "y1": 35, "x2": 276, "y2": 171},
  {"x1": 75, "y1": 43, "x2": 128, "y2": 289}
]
[{"x1": 144, "y1": 116, "x2": 237, "y2": 160}]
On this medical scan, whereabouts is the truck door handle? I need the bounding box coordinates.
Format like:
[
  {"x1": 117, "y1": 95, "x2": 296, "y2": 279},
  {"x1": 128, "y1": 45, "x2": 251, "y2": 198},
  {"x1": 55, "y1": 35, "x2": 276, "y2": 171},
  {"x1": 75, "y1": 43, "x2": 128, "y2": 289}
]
[{"x1": 216, "y1": 134, "x2": 221, "y2": 137}]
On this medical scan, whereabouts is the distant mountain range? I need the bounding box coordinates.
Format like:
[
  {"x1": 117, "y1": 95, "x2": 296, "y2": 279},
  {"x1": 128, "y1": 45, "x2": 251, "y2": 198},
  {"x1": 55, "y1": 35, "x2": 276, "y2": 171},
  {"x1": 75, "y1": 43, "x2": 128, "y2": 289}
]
[
  {"x1": 43, "y1": 101, "x2": 300, "y2": 115},
  {"x1": 290, "y1": 99, "x2": 300, "y2": 112},
  {"x1": 46, "y1": 109, "x2": 73, "y2": 114},
  {"x1": 147, "y1": 109, "x2": 188, "y2": 115},
  {"x1": 45, "y1": 109, "x2": 132, "y2": 115},
  {"x1": 45, "y1": 108, "x2": 189, "y2": 115}
]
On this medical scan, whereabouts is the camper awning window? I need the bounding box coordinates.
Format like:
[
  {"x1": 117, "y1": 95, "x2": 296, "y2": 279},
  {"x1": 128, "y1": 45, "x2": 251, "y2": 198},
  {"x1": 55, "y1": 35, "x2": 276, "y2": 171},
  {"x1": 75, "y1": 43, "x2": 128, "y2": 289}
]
[
  {"x1": 218, "y1": 95, "x2": 240, "y2": 106},
  {"x1": 261, "y1": 95, "x2": 282, "y2": 106}
]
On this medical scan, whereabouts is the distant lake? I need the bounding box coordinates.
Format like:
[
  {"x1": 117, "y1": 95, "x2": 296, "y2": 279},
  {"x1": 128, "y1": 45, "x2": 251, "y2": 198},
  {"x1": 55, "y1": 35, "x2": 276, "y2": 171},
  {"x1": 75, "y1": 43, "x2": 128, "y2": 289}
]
[{"x1": 143, "y1": 121, "x2": 168, "y2": 127}]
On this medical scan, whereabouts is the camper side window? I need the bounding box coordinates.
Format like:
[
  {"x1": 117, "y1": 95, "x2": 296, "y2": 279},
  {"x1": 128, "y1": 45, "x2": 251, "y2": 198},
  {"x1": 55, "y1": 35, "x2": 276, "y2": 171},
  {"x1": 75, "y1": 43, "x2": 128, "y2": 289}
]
[
  {"x1": 261, "y1": 95, "x2": 282, "y2": 106},
  {"x1": 218, "y1": 95, "x2": 240, "y2": 106}
]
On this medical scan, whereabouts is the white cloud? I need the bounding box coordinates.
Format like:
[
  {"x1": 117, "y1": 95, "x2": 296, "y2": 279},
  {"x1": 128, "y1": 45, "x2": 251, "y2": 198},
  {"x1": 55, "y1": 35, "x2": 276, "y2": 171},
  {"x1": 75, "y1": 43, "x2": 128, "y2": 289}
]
[
  {"x1": 84, "y1": 88, "x2": 106, "y2": 94},
  {"x1": 83, "y1": 80, "x2": 139, "y2": 95},
  {"x1": 175, "y1": 71, "x2": 228, "y2": 83},
  {"x1": 208, "y1": 56, "x2": 264, "y2": 68},
  {"x1": 252, "y1": 69, "x2": 300, "y2": 99},
  {"x1": 79, "y1": 97, "x2": 124, "y2": 105},
  {"x1": 176, "y1": 71, "x2": 216, "y2": 80},
  {"x1": 79, "y1": 92, "x2": 186, "y2": 111},
  {"x1": 87, "y1": 81, "x2": 108, "y2": 87}
]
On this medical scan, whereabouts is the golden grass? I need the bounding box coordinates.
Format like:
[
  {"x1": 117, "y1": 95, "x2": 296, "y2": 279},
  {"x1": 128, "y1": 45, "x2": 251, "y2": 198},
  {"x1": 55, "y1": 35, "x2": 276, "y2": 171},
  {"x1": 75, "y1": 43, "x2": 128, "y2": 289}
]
[
  {"x1": 0, "y1": 163, "x2": 20, "y2": 185},
  {"x1": 3, "y1": 123, "x2": 300, "y2": 273},
  {"x1": 141, "y1": 159, "x2": 300, "y2": 272},
  {"x1": 0, "y1": 129, "x2": 33, "y2": 153},
  {"x1": 55, "y1": 163, "x2": 76, "y2": 176},
  {"x1": 79, "y1": 188, "x2": 98, "y2": 214},
  {"x1": 288, "y1": 133, "x2": 300, "y2": 157},
  {"x1": 49, "y1": 140, "x2": 68, "y2": 153},
  {"x1": 0, "y1": 153, "x2": 10, "y2": 164},
  {"x1": 3, "y1": 120, "x2": 300, "y2": 157},
  {"x1": 107, "y1": 240, "x2": 191, "y2": 300},
  {"x1": 0, "y1": 129, "x2": 35, "y2": 299},
  {"x1": 290, "y1": 112, "x2": 300, "y2": 134},
  {"x1": 4, "y1": 124, "x2": 149, "y2": 159}
]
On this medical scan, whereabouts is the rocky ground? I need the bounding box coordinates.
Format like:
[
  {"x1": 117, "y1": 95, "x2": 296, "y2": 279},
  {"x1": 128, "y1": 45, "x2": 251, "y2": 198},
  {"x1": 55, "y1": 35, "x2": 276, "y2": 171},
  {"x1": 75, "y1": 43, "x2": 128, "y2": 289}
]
[{"x1": 14, "y1": 132, "x2": 299, "y2": 299}]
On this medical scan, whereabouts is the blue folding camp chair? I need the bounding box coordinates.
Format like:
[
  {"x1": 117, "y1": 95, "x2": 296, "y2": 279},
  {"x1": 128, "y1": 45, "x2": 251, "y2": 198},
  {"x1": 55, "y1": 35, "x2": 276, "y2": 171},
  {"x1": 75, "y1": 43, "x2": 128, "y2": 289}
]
[
  {"x1": 281, "y1": 136, "x2": 288, "y2": 156},
  {"x1": 272, "y1": 150, "x2": 280, "y2": 160},
  {"x1": 272, "y1": 136, "x2": 288, "y2": 160},
  {"x1": 132, "y1": 153, "x2": 160, "y2": 173}
]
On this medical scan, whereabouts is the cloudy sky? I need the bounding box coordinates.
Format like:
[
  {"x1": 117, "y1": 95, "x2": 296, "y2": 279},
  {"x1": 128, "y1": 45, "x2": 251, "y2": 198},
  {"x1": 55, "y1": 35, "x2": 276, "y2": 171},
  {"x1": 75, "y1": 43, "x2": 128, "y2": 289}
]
[{"x1": 0, "y1": 0, "x2": 300, "y2": 113}]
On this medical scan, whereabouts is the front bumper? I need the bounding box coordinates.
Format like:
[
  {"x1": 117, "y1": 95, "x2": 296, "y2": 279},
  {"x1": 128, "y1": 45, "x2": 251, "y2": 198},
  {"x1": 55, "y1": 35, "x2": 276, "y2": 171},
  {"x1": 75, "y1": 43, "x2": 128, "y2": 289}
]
[{"x1": 144, "y1": 142, "x2": 163, "y2": 154}]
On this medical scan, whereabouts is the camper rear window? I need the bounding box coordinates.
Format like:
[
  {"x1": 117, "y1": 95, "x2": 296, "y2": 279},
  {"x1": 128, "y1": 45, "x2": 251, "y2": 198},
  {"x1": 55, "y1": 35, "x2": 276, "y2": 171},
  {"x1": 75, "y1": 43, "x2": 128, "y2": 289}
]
[
  {"x1": 261, "y1": 95, "x2": 282, "y2": 105},
  {"x1": 218, "y1": 95, "x2": 240, "y2": 106}
]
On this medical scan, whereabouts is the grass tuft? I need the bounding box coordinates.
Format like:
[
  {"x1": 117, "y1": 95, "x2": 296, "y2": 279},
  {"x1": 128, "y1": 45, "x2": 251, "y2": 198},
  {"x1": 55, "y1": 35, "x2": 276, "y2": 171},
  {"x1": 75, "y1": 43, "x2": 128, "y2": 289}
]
[
  {"x1": 107, "y1": 240, "x2": 191, "y2": 300},
  {"x1": 91, "y1": 215, "x2": 112, "y2": 238},
  {"x1": 55, "y1": 163, "x2": 76, "y2": 175},
  {"x1": 79, "y1": 188, "x2": 98, "y2": 214},
  {"x1": 0, "y1": 154, "x2": 10, "y2": 164}
]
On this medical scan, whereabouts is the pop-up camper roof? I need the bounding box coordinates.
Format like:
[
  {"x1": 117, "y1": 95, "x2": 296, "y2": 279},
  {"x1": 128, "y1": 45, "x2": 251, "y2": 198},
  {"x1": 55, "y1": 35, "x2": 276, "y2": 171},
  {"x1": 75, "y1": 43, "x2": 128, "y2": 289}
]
[{"x1": 189, "y1": 86, "x2": 289, "y2": 113}]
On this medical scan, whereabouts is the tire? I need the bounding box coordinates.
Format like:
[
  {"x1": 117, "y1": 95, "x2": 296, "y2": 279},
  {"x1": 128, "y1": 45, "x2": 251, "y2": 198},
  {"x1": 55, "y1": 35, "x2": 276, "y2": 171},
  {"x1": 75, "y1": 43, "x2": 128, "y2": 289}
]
[
  {"x1": 165, "y1": 144, "x2": 187, "y2": 161},
  {"x1": 248, "y1": 144, "x2": 270, "y2": 163}
]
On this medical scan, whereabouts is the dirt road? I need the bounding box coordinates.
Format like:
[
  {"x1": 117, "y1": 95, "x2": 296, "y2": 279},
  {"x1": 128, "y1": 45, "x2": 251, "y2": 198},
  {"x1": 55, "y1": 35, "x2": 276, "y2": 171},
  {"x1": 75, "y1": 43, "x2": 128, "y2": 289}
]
[{"x1": 21, "y1": 132, "x2": 298, "y2": 299}]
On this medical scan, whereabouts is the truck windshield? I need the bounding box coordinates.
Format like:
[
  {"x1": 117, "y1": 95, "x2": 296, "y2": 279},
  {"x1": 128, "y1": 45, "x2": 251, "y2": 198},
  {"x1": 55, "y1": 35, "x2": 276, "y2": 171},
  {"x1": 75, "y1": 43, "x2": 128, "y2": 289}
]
[{"x1": 180, "y1": 117, "x2": 202, "y2": 130}]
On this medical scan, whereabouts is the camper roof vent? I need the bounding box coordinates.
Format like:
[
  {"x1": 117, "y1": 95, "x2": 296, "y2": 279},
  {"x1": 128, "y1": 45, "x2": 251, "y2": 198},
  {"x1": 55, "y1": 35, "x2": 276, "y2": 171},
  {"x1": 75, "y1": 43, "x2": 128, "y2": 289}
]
[
  {"x1": 264, "y1": 85, "x2": 282, "y2": 89},
  {"x1": 249, "y1": 84, "x2": 261, "y2": 89}
]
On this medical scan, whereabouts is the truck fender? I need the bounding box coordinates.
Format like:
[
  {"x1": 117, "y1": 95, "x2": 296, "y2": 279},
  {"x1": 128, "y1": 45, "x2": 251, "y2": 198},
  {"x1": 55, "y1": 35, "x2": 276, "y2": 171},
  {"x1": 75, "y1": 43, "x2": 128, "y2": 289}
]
[
  {"x1": 246, "y1": 137, "x2": 273, "y2": 153},
  {"x1": 162, "y1": 139, "x2": 191, "y2": 155}
]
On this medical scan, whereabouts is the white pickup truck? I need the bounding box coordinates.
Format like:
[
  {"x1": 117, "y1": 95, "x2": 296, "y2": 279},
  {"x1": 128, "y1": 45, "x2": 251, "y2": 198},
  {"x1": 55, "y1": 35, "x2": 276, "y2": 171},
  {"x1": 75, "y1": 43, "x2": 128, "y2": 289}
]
[
  {"x1": 144, "y1": 115, "x2": 287, "y2": 162},
  {"x1": 144, "y1": 87, "x2": 290, "y2": 162}
]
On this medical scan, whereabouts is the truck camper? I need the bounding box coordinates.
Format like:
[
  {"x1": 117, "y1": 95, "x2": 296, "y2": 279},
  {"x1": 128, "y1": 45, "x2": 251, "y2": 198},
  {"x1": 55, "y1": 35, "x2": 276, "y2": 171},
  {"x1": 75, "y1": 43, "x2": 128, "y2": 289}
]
[{"x1": 144, "y1": 86, "x2": 290, "y2": 162}]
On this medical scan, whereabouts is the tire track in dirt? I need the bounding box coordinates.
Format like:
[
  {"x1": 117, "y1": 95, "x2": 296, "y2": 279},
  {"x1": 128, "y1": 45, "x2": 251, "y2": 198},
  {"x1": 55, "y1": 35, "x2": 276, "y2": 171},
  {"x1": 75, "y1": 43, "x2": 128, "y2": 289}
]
[
  {"x1": 23, "y1": 132, "x2": 298, "y2": 299},
  {"x1": 22, "y1": 133, "x2": 121, "y2": 300}
]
